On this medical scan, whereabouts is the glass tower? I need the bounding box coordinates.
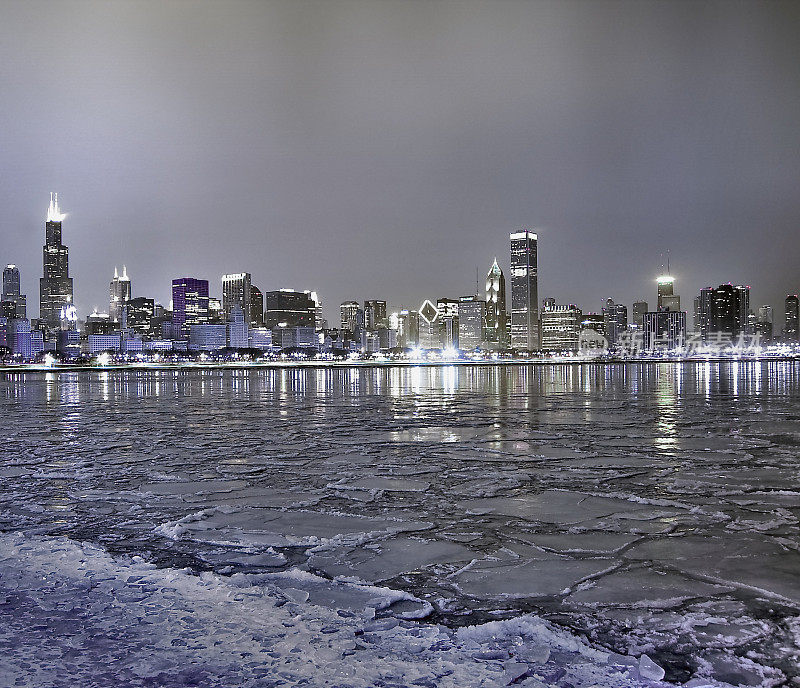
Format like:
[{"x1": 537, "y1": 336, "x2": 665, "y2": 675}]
[{"x1": 510, "y1": 230, "x2": 538, "y2": 350}]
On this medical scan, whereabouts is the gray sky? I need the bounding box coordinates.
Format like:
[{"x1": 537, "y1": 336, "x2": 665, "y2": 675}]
[{"x1": 1, "y1": 0, "x2": 799, "y2": 322}]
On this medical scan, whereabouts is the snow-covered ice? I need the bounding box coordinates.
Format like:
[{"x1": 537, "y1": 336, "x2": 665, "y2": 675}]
[{"x1": 1, "y1": 362, "x2": 799, "y2": 686}]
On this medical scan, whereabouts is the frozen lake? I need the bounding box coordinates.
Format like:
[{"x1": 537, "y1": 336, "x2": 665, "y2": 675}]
[{"x1": 1, "y1": 362, "x2": 799, "y2": 686}]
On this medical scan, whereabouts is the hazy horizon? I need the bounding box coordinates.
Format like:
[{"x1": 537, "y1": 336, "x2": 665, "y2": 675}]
[{"x1": 1, "y1": 0, "x2": 798, "y2": 322}]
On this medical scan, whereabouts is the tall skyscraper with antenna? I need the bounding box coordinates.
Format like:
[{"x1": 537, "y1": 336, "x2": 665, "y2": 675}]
[{"x1": 39, "y1": 193, "x2": 74, "y2": 329}]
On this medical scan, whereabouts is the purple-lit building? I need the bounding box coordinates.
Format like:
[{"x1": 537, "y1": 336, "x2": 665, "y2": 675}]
[{"x1": 171, "y1": 278, "x2": 209, "y2": 340}]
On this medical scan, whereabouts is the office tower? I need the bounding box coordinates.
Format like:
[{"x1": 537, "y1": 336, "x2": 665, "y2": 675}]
[
  {"x1": 643, "y1": 311, "x2": 687, "y2": 350},
  {"x1": 510, "y1": 230, "x2": 538, "y2": 349},
  {"x1": 436, "y1": 298, "x2": 459, "y2": 319},
  {"x1": 2, "y1": 265, "x2": 26, "y2": 319},
  {"x1": 364, "y1": 300, "x2": 387, "y2": 331},
  {"x1": 696, "y1": 287, "x2": 713, "y2": 340},
  {"x1": 632, "y1": 301, "x2": 648, "y2": 329},
  {"x1": 541, "y1": 303, "x2": 582, "y2": 352},
  {"x1": 418, "y1": 299, "x2": 439, "y2": 349},
  {"x1": 39, "y1": 193, "x2": 74, "y2": 329},
  {"x1": 172, "y1": 278, "x2": 210, "y2": 339},
  {"x1": 1, "y1": 302, "x2": 16, "y2": 320},
  {"x1": 754, "y1": 305, "x2": 773, "y2": 343},
  {"x1": 263, "y1": 289, "x2": 316, "y2": 329},
  {"x1": 485, "y1": 258, "x2": 507, "y2": 349},
  {"x1": 657, "y1": 274, "x2": 680, "y2": 312},
  {"x1": 109, "y1": 266, "x2": 131, "y2": 322},
  {"x1": 227, "y1": 305, "x2": 249, "y2": 349},
  {"x1": 250, "y1": 285, "x2": 264, "y2": 327},
  {"x1": 7, "y1": 318, "x2": 33, "y2": 358},
  {"x1": 208, "y1": 297, "x2": 224, "y2": 323},
  {"x1": 222, "y1": 273, "x2": 252, "y2": 323},
  {"x1": 398, "y1": 309, "x2": 420, "y2": 348},
  {"x1": 458, "y1": 296, "x2": 486, "y2": 351},
  {"x1": 786, "y1": 295, "x2": 799, "y2": 342},
  {"x1": 580, "y1": 313, "x2": 606, "y2": 334},
  {"x1": 126, "y1": 297, "x2": 155, "y2": 336},
  {"x1": 602, "y1": 298, "x2": 627, "y2": 345},
  {"x1": 340, "y1": 301, "x2": 363, "y2": 333},
  {"x1": 703, "y1": 284, "x2": 750, "y2": 339}
]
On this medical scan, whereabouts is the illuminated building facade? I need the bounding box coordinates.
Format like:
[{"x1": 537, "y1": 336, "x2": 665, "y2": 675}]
[
  {"x1": 2, "y1": 265, "x2": 26, "y2": 319},
  {"x1": 109, "y1": 266, "x2": 131, "y2": 322},
  {"x1": 541, "y1": 303, "x2": 582, "y2": 352},
  {"x1": 222, "y1": 272, "x2": 252, "y2": 323},
  {"x1": 510, "y1": 230, "x2": 538, "y2": 349},
  {"x1": 39, "y1": 193, "x2": 74, "y2": 329},
  {"x1": 785, "y1": 295, "x2": 799, "y2": 342},
  {"x1": 485, "y1": 258, "x2": 507, "y2": 349},
  {"x1": 264, "y1": 289, "x2": 316, "y2": 329},
  {"x1": 172, "y1": 277, "x2": 210, "y2": 339}
]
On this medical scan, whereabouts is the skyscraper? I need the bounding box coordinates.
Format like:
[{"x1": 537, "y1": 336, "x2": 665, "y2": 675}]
[
  {"x1": 2, "y1": 265, "x2": 26, "y2": 319},
  {"x1": 340, "y1": 301, "x2": 363, "y2": 333},
  {"x1": 222, "y1": 273, "x2": 252, "y2": 323},
  {"x1": 172, "y1": 278, "x2": 210, "y2": 339},
  {"x1": 364, "y1": 300, "x2": 387, "y2": 331},
  {"x1": 263, "y1": 290, "x2": 316, "y2": 329},
  {"x1": 250, "y1": 285, "x2": 264, "y2": 327},
  {"x1": 657, "y1": 274, "x2": 680, "y2": 311},
  {"x1": 39, "y1": 193, "x2": 74, "y2": 329},
  {"x1": 109, "y1": 266, "x2": 131, "y2": 323},
  {"x1": 458, "y1": 295, "x2": 486, "y2": 351},
  {"x1": 602, "y1": 298, "x2": 627, "y2": 345},
  {"x1": 485, "y1": 258, "x2": 507, "y2": 349},
  {"x1": 540, "y1": 303, "x2": 582, "y2": 352},
  {"x1": 785, "y1": 295, "x2": 799, "y2": 342},
  {"x1": 632, "y1": 301, "x2": 648, "y2": 329},
  {"x1": 702, "y1": 284, "x2": 750, "y2": 340},
  {"x1": 510, "y1": 230, "x2": 538, "y2": 350}
]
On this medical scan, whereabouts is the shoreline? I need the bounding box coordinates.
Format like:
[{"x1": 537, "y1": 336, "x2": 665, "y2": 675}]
[{"x1": 1, "y1": 355, "x2": 799, "y2": 374}]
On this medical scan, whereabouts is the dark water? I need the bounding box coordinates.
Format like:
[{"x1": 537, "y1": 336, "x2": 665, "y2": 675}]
[{"x1": 1, "y1": 361, "x2": 799, "y2": 685}]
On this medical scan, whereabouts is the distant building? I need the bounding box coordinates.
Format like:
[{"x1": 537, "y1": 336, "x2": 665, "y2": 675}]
[
  {"x1": 698, "y1": 284, "x2": 750, "y2": 341},
  {"x1": 172, "y1": 278, "x2": 210, "y2": 339},
  {"x1": 126, "y1": 297, "x2": 155, "y2": 336},
  {"x1": 397, "y1": 310, "x2": 420, "y2": 348},
  {"x1": 632, "y1": 301, "x2": 648, "y2": 329},
  {"x1": 2, "y1": 265, "x2": 26, "y2": 319},
  {"x1": 602, "y1": 299, "x2": 627, "y2": 345},
  {"x1": 458, "y1": 296, "x2": 486, "y2": 350},
  {"x1": 109, "y1": 266, "x2": 131, "y2": 322},
  {"x1": 87, "y1": 334, "x2": 122, "y2": 355},
  {"x1": 418, "y1": 299, "x2": 440, "y2": 349},
  {"x1": 86, "y1": 310, "x2": 115, "y2": 335},
  {"x1": 227, "y1": 305, "x2": 249, "y2": 349},
  {"x1": 364, "y1": 300, "x2": 387, "y2": 331},
  {"x1": 264, "y1": 289, "x2": 316, "y2": 329},
  {"x1": 39, "y1": 193, "x2": 75, "y2": 330},
  {"x1": 485, "y1": 258, "x2": 507, "y2": 350},
  {"x1": 189, "y1": 324, "x2": 227, "y2": 351},
  {"x1": 272, "y1": 325, "x2": 317, "y2": 350},
  {"x1": 510, "y1": 230, "x2": 539, "y2": 349},
  {"x1": 248, "y1": 327, "x2": 273, "y2": 351},
  {"x1": 785, "y1": 295, "x2": 799, "y2": 342},
  {"x1": 222, "y1": 273, "x2": 252, "y2": 323},
  {"x1": 250, "y1": 285, "x2": 264, "y2": 327},
  {"x1": 340, "y1": 301, "x2": 363, "y2": 334},
  {"x1": 541, "y1": 304, "x2": 582, "y2": 353},
  {"x1": 7, "y1": 319, "x2": 33, "y2": 358},
  {"x1": 657, "y1": 274, "x2": 680, "y2": 312},
  {"x1": 643, "y1": 311, "x2": 687, "y2": 350}
]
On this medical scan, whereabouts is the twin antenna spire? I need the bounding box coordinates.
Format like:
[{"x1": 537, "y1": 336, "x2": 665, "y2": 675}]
[{"x1": 46, "y1": 192, "x2": 65, "y2": 223}]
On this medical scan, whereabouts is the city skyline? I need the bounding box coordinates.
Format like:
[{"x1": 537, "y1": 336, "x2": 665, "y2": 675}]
[
  {"x1": 1, "y1": 1, "x2": 798, "y2": 320},
  {"x1": 1, "y1": 192, "x2": 797, "y2": 332}
]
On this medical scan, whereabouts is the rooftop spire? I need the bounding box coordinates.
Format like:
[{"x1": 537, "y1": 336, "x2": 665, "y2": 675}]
[
  {"x1": 114, "y1": 266, "x2": 119, "y2": 279},
  {"x1": 46, "y1": 192, "x2": 66, "y2": 223}
]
